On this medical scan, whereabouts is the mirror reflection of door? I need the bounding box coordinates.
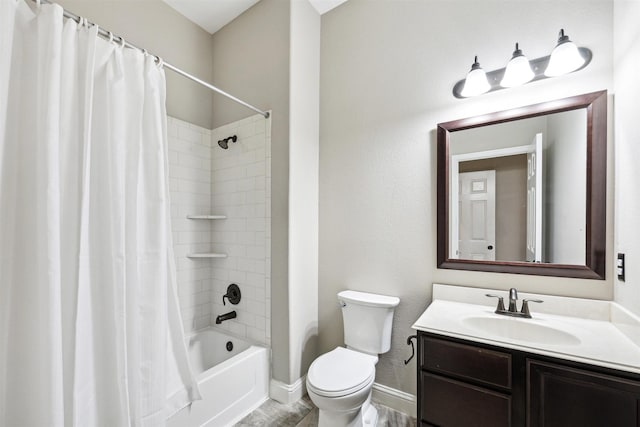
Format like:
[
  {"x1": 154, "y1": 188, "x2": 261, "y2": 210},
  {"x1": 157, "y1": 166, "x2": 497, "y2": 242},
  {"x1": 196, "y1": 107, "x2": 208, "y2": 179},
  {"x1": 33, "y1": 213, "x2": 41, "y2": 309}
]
[
  {"x1": 452, "y1": 150, "x2": 528, "y2": 262},
  {"x1": 458, "y1": 170, "x2": 496, "y2": 260},
  {"x1": 526, "y1": 133, "x2": 543, "y2": 263}
]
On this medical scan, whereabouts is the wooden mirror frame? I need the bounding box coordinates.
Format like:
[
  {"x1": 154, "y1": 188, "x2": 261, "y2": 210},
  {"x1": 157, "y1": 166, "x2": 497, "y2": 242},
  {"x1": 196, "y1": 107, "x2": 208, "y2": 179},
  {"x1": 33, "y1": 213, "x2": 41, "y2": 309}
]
[{"x1": 437, "y1": 90, "x2": 607, "y2": 279}]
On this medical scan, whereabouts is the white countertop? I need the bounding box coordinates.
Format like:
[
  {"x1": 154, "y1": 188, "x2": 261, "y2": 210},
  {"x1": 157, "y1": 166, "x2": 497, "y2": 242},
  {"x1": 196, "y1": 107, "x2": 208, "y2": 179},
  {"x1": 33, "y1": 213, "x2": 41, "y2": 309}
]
[{"x1": 412, "y1": 284, "x2": 640, "y2": 375}]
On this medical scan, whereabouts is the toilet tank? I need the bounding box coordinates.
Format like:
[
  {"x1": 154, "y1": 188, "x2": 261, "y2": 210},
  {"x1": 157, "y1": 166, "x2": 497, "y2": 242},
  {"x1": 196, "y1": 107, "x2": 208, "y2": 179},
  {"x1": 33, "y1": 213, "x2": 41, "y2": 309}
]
[{"x1": 338, "y1": 290, "x2": 400, "y2": 355}]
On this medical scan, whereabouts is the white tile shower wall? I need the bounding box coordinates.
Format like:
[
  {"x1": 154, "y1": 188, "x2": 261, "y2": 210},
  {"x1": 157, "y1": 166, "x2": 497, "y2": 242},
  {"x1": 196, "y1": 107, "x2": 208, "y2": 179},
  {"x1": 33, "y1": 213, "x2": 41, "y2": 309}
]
[
  {"x1": 167, "y1": 116, "x2": 214, "y2": 334},
  {"x1": 210, "y1": 113, "x2": 272, "y2": 346}
]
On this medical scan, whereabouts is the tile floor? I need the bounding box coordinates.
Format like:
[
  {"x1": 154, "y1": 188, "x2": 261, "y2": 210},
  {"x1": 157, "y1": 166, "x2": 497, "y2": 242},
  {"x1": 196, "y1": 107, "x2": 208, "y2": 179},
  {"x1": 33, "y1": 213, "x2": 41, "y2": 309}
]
[{"x1": 234, "y1": 395, "x2": 417, "y2": 426}]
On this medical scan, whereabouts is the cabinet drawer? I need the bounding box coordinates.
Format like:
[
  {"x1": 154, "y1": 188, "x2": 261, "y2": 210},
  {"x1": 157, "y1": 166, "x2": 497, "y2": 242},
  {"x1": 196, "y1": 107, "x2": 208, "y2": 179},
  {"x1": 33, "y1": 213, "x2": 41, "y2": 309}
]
[
  {"x1": 421, "y1": 372, "x2": 511, "y2": 427},
  {"x1": 421, "y1": 335, "x2": 511, "y2": 389}
]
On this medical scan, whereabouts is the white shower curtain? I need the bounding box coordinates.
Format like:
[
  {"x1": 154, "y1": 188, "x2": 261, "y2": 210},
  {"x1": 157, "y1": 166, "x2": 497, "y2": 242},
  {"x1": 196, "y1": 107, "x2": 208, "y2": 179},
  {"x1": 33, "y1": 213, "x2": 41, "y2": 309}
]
[{"x1": 0, "y1": 1, "x2": 200, "y2": 426}]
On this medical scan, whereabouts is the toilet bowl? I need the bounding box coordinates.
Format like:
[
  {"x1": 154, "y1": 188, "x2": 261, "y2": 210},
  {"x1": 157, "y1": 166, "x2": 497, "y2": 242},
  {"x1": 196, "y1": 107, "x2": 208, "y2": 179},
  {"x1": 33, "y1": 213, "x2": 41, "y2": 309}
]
[
  {"x1": 306, "y1": 290, "x2": 400, "y2": 427},
  {"x1": 307, "y1": 347, "x2": 378, "y2": 427}
]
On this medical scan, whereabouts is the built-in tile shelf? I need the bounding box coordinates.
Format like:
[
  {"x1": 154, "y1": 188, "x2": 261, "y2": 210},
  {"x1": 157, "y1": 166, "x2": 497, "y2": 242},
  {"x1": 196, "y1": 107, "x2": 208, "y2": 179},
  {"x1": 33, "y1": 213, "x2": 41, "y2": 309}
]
[
  {"x1": 187, "y1": 253, "x2": 228, "y2": 259},
  {"x1": 186, "y1": 215, "x2": 227, "y2": 259}
]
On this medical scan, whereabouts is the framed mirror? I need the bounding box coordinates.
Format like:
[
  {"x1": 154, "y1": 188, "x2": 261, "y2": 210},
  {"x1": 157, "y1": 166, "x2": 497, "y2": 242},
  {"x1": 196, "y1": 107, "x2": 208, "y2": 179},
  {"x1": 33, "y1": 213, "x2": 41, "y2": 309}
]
[{"x1": 437, "y1": 90, "x2": 607, "y2": 279}]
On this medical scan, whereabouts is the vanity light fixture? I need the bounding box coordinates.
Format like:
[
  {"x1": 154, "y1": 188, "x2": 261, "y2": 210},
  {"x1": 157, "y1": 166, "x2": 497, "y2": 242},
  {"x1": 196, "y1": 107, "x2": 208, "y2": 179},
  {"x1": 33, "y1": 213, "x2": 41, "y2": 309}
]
[
  {"x1": 545, "y1": 29, "x2": 586, "y2": 77},
  {"x1": 460, "y1": 56, "x2": 491, "y2": 97},
  {"x1": 500, "y1": 43, "x2": 534, "y2": 88},
  {"x1": 453, "y1": 29, "x2": 592, "y2": 99}
]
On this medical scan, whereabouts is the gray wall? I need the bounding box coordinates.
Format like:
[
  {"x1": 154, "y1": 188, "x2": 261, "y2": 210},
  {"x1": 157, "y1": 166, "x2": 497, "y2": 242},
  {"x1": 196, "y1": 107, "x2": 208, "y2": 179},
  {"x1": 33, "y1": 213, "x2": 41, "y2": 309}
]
[
  {"x1": 320, "y1": 0, "x2": 613, "y2": 396},
  {"x1": 450, "y1": 116, "x2": 547, "y2": 155},
  {"x1": 56, "y1": 0, "x2": 214, "y2": 129},
  {"x1": 545, "y1": 109, "x2": 587, "y2": 265},
  {"x1": 614, "y1": 0, "x2": 640, "y2": 316},
  {"x1": 211, "y1": 0, "x2": 292, "y2": 383},
  {"x1": 288, "y1": 0, "x2": 320, "y2": 383}
]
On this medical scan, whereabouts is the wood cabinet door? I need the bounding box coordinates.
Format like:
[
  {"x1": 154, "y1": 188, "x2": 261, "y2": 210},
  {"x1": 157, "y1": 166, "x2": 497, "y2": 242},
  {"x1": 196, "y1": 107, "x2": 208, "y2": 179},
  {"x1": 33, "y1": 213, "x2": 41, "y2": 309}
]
[{"x1": 528, "y1": 360, "x2": 640, "y2": 427}]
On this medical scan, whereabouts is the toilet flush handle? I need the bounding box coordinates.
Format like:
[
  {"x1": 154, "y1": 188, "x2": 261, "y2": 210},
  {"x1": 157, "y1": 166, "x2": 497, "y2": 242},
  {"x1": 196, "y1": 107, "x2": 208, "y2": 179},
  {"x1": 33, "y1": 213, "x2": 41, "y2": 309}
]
[{"x1": 339, "y1": 301, "x2": 346, "y2": 308}]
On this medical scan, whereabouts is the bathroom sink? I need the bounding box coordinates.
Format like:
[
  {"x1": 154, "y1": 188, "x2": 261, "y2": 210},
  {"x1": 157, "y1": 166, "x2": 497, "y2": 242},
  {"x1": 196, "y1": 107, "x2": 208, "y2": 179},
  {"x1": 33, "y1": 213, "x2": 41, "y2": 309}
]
[
  {"x1": 462, "y1": 316, "x2": 581, "y2": 346},
  {"x1": 413, "y1": 286, "x2": 640, "y2": 374}
]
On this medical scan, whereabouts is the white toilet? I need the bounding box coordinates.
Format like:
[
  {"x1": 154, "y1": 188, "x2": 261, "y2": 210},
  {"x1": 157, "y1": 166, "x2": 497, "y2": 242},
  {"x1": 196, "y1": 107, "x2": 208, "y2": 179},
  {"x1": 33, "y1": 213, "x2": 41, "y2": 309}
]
[{"x1": 306, "y1": 290, "x2": 400, "y2": 427}]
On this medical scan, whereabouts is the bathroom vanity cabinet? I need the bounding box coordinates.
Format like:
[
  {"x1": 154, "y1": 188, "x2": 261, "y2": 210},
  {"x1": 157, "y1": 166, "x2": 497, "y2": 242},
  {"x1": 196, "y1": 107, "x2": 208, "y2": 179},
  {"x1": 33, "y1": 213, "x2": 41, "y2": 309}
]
[{"x1": 417, "y1": 332, "x2": 640, "y2": 427}]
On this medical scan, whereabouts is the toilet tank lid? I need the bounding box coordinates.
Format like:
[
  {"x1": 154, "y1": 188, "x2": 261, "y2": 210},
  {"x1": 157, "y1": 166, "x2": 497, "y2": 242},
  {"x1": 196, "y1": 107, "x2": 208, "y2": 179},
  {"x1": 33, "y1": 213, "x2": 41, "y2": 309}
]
[{"x1": 338, "y1": 290, "x2": 400, "y2": 308}]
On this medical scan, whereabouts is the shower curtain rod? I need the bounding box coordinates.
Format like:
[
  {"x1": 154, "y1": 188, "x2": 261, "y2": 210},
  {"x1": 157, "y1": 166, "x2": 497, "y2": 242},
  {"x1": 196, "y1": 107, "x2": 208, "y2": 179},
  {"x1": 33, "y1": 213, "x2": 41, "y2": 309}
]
[{"x1": 29, "y1": 0, "x2": 270, "y2": 119}]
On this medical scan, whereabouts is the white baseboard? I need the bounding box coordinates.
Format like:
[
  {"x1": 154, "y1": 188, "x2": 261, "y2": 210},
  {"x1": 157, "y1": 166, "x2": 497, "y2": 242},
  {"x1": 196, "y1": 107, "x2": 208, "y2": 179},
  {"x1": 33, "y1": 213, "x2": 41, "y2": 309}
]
[
  {"x1": 269, "y1": 376, "x2": 307, "y2": 404},
  {"x1": 270, "y1": 377, "x2": 415, "y2": 417},
  {"x1": 371, "y1": 382, "x2": 416, "y2": 417}
]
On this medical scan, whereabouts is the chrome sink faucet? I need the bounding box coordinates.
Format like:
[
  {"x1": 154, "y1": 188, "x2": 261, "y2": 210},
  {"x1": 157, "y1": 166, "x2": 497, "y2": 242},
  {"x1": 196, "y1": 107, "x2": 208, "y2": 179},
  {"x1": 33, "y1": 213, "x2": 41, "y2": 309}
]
[
  {"x1": 508, "y1": 287, "x2": 519, "y2": 312},
  {"x1": 486, "y1": 288, "x2": 543, "y2": 319}
]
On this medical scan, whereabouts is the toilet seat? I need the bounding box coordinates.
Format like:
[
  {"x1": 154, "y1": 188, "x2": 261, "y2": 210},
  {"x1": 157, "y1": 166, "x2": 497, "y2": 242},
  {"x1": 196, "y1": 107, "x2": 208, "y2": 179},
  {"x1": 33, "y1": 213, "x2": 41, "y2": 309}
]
[{"x1": 307, "y1": 347, "x2": 376, "y2": 398}]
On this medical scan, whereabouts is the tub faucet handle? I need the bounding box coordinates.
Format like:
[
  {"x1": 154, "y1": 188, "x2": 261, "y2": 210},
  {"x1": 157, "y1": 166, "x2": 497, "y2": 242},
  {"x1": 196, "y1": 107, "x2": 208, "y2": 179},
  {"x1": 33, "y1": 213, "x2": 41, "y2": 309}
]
[{"x1": 222, "y1": 283, "x2": 241, "y2": 306}]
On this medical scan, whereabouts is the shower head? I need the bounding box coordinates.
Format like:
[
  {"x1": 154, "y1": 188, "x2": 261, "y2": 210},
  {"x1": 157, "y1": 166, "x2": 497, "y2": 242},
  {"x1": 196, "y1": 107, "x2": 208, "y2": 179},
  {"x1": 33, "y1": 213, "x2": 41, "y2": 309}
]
[{"x1": 218, "y1": 135, "x2": 237, "y2": 150}]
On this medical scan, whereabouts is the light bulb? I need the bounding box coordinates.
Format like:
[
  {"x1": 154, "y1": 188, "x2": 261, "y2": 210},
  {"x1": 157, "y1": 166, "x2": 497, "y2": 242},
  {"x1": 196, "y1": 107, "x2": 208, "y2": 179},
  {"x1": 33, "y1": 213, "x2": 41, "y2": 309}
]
[
  {"x1": 461, "y1": 56, "x2": 490, "y2": 97},
  {"x1": 545, "y1": 29, "x2": 585, "y2": 77},
  {"x1": 500, "y1": 43, "x2": 534, "y2": 88}
]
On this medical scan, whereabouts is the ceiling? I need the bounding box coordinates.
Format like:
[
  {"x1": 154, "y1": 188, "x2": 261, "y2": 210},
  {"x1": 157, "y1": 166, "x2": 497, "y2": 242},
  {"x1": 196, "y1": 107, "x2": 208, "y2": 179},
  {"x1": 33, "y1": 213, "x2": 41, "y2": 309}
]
[{"x1": 162, "y1": 0, "x2": 349, "y2": 34}]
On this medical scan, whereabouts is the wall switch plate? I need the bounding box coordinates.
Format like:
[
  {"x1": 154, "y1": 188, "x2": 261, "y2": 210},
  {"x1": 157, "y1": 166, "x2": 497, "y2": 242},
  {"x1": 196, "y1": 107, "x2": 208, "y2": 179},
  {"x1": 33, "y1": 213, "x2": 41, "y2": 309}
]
[{"x1": 617, "y1": 253, "x2": 625, "y2": 282}]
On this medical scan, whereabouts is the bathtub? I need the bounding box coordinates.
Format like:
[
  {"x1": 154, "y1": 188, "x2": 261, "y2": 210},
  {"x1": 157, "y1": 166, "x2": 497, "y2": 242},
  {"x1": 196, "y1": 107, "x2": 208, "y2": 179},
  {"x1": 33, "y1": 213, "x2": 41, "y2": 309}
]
[{"x1": 167, "y1": 328, "x2": 270, "y2": 427}]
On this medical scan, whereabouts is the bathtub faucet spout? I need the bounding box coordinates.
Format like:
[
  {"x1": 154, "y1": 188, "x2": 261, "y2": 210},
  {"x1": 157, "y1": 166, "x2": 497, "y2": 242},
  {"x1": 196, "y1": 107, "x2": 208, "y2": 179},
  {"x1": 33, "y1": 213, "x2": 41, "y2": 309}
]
[{"x1": 216, "y1": 311, "x2": 237, "y2": 324}]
